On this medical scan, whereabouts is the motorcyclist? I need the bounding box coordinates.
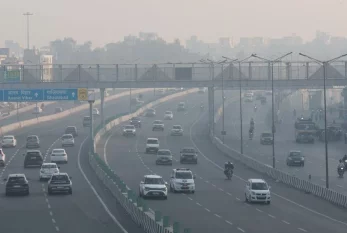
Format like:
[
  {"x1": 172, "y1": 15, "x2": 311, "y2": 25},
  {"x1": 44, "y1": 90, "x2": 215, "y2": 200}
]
[
  {"x1": 342, "y1": 154, "x2": 347, "y2": 162},
  {"x1": 249, "y1": 127, "x2": 254, "y2": 139},
  {"x1": 250, "y1": 118, "x2": 255, "y2": 128},
  {"x1": 338, "y1": 159, "x2": 345, "y2": 169},
  {"x1": 224, "y1": 161, "x2": 234, "y2": 177}
]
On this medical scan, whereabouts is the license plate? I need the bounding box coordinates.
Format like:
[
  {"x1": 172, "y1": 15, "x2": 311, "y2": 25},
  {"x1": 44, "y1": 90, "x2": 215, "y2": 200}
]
[
  {"x1": 182, "y1": 187, "x2": 189, "y2": 189},
  {"x1": 152, "y1": 192, "x2": 159, "y2": 195},
  {"x1": 58, "y1": 186, "x2": 65, "y2": 189},
  {"x1": 14, "y1": 185, "x2": 20, "y2": 188},
  {"x1": 294, "y1": 161, "x2": 300, "y2": 163}
]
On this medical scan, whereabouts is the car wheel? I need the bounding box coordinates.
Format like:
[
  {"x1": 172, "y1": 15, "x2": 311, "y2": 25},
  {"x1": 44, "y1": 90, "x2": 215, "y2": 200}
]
[
  {"x1": 302, "y1": 163, "x2": 305, "y2": 167},
  {"x1": 68, "y1": 189, "x2": 72, "y2": 195},
  {"x1": 191, "y1": 190, "x2": 195, "y2": 194},
  {"x1": 163, "y1": 196, "x2": 168, "y2": 200},
  {"x1": 5, "y1": 192, "x2": 9, "y2": 196},
  {"x1": 145, "y1": 149, "x2": 148, "y2": 154},
  {"x1": 248, "y1": 195, "x2": 252, "y2": 203},
  {"x1": 267, "y1": 201, "x2": 271, "y2": 205},
  {"x1": 245, "y1": 193, "x2": 248, "y2": 202},
  {"x1": 39, "y1": 177, "x2": 43, "y2": 182},
  {"x1": 195, "y1": 160, "x2": 198, "y2": 164}
]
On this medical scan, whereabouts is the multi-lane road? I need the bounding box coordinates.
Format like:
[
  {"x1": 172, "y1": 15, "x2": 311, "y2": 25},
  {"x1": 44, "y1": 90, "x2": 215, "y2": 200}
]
[
  {"x1": 0, "y1": 89, "x2": 161, "y2": 233},
  {"x1": 214, "y1": 91, "x2": 347, "y2": 195},
  {"x1": 100, "y1": 90, "x2": 347, "y2": 233}
]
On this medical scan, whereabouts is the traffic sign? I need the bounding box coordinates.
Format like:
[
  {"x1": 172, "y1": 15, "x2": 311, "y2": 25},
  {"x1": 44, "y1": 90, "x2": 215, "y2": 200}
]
[
  {"x1": 43, "y1": 89, "x2": 78, "y2": 101},
  {"x1": 4, "y1": 89, "x2": 43, "y2": 102},
  {"x1": 4, "y1": 70, "x2": 21, "y2": 82},
  {"x1": 78, "y1": 88, "x2": 88, "y2": 101}
]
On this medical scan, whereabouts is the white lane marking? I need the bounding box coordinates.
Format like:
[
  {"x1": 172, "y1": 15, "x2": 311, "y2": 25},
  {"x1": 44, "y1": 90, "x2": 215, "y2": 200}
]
[
  {"x1": 49, "y1": 211, "x2": 53, "y2": 216},
  {"x1": 205, "y1": 180, "x2": 210, "y2": 183},
  {"x1": 256, "y1": 208, "x2": 263, "y2": 213},
  {"x1": 218, "y1": 188, "x2": 224, "y2": 192},
  {"x1": 205, "y1": 208, "x2": 211, "y2": 212},
  {"x1": 78, "y1": 137, "x2": 129, "y2": 233},
  {"x1": 236, "y1": 197, "x2": 241, "y2": 201},
  {"x1": 227, "y1": 192, "x2": 232, "y2": 196},
  {"x1": 48, "y1": 204, "x2": 51, "y2": 209},
  {"x1": 282, "y1": 220, "x2": 290, "y2": 225},
  {"x1": 190, "y1": 110, "x2": 347, "y2": 227},
  {"x1": 268, "y1": 214, "x2": 276, "y2": 219},
  {"x1": 298, "y1": 228, "x2": 307, "y2": 232},
  {"x1": 214, "y1": 214, "x2": 222, "y2": 218},
  {"x1": 237, "y1": 227, "x2": 245, "y2": 232},
  {"x1": 188, "y1": 197, "x2": 193, "y2": 201},
  {"x1": 321, "y1": 179, "x2": 326, "y2": 182},
  {"x1": 337, "y1": 185, "x2": 343, "y2": 188},
  {"x1": 225, "y1": 220, "x2": 233, "y2": 225},
  {"x1": 196, "y1": 202, "x2": 202, "y2": 206},
  {"x1": 55, "y1": 226, "x2": 60, "y2": 232},
  {"x1": 52, "y1": 219, "x2": 56, "y2": 223},
  {"x1": 45, "y1": 198, "x2": 49, "y2": 203}
]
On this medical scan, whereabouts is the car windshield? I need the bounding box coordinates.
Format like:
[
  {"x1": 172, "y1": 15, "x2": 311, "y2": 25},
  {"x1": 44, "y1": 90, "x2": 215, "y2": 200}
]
[
  {"x1": 3, "y1": 136, "x2": 13, "y2": 140},
  {"x1": 262, "y1": 133, "x2": 272, "y2": 137},
  {"x1": 84, "y1": 116, "x2": 90, "y2": 120},
  {"x1": 42, "y1": 164, "x2": 57, "y2": 169},
  {"x1": 147, "y1": 140, "x2": 158, "y2": 144},
  {"x1": 173, "y1": 126, "x2": 181, "y2": 129},
  {"x1": 154, "y1": 120, "x2": 162, "y2": 124},
  {"x1": 182, "y1": 148, "x2": 195, "y2": 153},
  {"x1": 66, "y1": 127, "x2": 75, "y2": 131},
  {"x1": 27, "y1": 136, "x2": 38, "y2": 141},
  {"x1": 176, "y1": 172, "x2": 193, "y2": 179},
  {"x1": 131, "y1": 117, "x2": 139, "y2": 121},
  {"x1": 251, "y1": 182, "x2": 268, "y2": 190},
  {"x1": 51, "y1": 175, "x2": 69, "y2": 181},
  {"x1": 165, "y1": 111, "x2": 172, "y2": 114},
  {"x1": 290, "y1": 152, "x2": 301, "y2": 157},
  {"x1": 158, "y1": 150, "x2": 171, "y2": 155},
  {"x1": 125, "y1": 125, "x2": 134, "y2": 129},
  {"x1": 53, "y1": 149, "x2": 65, "y2": 154},
  {"x1": 8, "y1": 176, "x2": 25, "y2": 183},
  {"x1": 62, "y1": 135, "x2": 73, "y2": 139},
  {"x1": 144, "y1": 177, "x2": 165, "y2": 184}
]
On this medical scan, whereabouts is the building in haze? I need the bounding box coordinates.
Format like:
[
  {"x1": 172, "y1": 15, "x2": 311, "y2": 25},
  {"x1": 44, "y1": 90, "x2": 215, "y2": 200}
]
[{"x1": 40, "y1": 55, "x2": 53, "y2": 81}]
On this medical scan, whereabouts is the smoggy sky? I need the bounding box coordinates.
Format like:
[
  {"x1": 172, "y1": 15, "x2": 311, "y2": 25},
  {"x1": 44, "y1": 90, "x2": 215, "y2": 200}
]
[{"x1": 0, "y1": 0, "x2": 346, "y2": 48}]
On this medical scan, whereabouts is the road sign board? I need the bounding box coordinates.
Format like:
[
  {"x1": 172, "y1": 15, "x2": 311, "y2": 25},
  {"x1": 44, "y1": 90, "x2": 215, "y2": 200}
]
[
  {"x1": 0, "y1": 90, "x2": 3, "y2": 101},
  {"x1": 88, "y1": 89, "x2": 95, "y2": 101},
  {"x1": 4, "y1": 89, "x2": 43, "y2": 102},
  {"x1": 43, "y1": 89, "x2": 78, "y2": 101},
  {"x1": 78, "y1": 88, "x2": 88, "y2": 101},
  {"x1": 4, "y1": 70, "x2": 21, "y2": 82}
]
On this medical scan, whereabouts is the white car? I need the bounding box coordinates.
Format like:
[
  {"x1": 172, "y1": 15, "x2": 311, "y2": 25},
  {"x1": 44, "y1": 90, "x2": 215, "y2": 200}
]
[
  {"x1": 61, "y1": 134, "x2": 75, "y2": 147},
  {"x1": 39, "y1": 163, "x2": 60, "y2": 181},
  {"x1": 198, "y1": 87, "x2": 207, "y2": 93},
  {"x1": 156, "y1": 149, "x2": 173, "y2": 165},
  {"x1": 169, "y1": 168, "x2": 195, "y2": 193},
  {"x1": 152, "y1": 120, "x2": 164, "y2": 131},
  {"x1": 145, "y1": 138, "x2": 159, "y2": 154},
  {"x1": 0, "y1": 149, "x2": 6, "y2": 167},
  {"x1": 50, "y1": 149, "x2": 68, "y2": 164},
  {"x1": 139, "y1": 175, "x2": 168, "y2": 199},
  {"x1": 123, "y1": 125, "x2": 136, "y2": 136},
  {"x1": 92, "y1": 108, "x2": 100, "y2": 116},
  {"x1": 1, "y1": 135, "x2": 17, "y2": 147},
  {"x1": 32, "y1": 106, "x2": 42, "y2": 114},
  {"x1": 171, "y1": 125, "x2": 183, "y2": 136},
  {"x1": 164, "y1": 111, "x2": 173, "y2": 120},
  {"x1": 244, "y1": 179, "x2": 271, "y2": 204}
]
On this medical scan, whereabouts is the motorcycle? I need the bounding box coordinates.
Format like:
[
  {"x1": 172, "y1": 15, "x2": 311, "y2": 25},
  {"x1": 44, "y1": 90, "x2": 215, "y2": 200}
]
[
  {"x1": 249, "y1": 131, "x2": 254, "y2": 140},
  {"x1": 225, "y1": 169, "x2": 233, "y2": 180},
  {"x1": 338, "y1": 166, "x2": 344, "y2": 178}
]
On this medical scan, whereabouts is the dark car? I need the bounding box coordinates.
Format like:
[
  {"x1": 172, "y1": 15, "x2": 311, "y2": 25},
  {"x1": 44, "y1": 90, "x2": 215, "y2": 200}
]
[
  {"x1": 5, "y1": 174, "x2": 29, "y2": 196},
  {"x1": 26, "y1": 135, "x2": 40, "y2": 148},
  {"x1": 296, "y1": 132, "x2": 314, "y2": 143},
  {"x1": 24, "y1": 150, "x2": 43, "y2": 168},
  {"x1": 180, "y1": 147, "x2": 198, "y2": 164},
  {"x1": 83, "y1": 116, "x2": 91, "y2": 127},
  {"x1": 130, "y1": 117, "x2": 141, "y2": 128},
  {"x1": 48, "y1": 173, "x2": 72, "y2": 195},
  {"x1": 145, "y1": 108, "x2": 156, "y2": 117},
  {"x1": 65, "y1": 126, "x2": 78, "y2": 137},
  {"x1": 260, "y1": 132, "x2": 273, "y2": 145},
  {"x1": 177, "y1": 102, "x2": 186, "y2": 112},
  {"x1": 286, "y1": 151, "x2": 305, "y2": 166}
]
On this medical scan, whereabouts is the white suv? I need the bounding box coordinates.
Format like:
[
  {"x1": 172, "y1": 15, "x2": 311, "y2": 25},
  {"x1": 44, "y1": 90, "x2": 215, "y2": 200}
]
[
  {"x1": 39, "y1": 163, "x2": 60, "y2": 181},
  {"x1": 61, "y1": 134, "x2": 74, "y2": 147},
  {"x1": 139, "y1": 175, "x2": 168, "y2": 199},
  {"x1": 123, "y1": 125, "x2": 136, "y2": 136},
  {"x1": 244, "y1": 178, "x2": 271, "y2": 204},
  {"x1": 164, "y1": 111, "x2": 173, "y2": 120},
  {"x1": 169, "y1": 168, "x2": 195, "y2": 193},
  {"x1": 146, "y1": 138, "x2": 159, "y2": 154}
]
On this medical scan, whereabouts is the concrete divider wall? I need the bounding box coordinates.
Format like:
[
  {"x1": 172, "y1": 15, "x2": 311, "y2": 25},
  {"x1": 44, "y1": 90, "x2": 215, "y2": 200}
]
[
  {"x1": 211, "y1": 92, "x2": 347, "y2": 209},
  {"x1": 91, "y1": 88, "x2": 198, "y2": 233},
  {"x1": 0, "y1": 88, "x2": 149, "y2": 136}
]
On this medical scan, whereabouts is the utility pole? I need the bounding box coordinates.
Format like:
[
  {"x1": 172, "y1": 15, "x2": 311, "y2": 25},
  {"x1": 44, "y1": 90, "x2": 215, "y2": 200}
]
[{"x1": 23, "y1": 12, "x2": 33, "y2": 49}]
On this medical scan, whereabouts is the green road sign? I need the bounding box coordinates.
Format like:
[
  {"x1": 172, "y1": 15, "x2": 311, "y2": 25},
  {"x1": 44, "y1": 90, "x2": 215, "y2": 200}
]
[{"x1": 4, "y1": 70, "x2": 21, "y2": 82}]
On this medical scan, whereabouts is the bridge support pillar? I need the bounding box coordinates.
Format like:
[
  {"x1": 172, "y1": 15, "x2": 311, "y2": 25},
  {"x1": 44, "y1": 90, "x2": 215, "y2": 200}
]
[
  {"x1": 208, "y1": 87, "x2": 215, "y2": 135},
  {"x1": 100, "y1": 88, "x2": 105, "y2": 127}
]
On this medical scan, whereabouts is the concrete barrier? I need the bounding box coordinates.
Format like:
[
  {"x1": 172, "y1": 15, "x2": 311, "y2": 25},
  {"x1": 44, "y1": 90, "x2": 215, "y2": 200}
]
[{"x1": 91, "y1": 88, "x2": 198, "y2": 233}]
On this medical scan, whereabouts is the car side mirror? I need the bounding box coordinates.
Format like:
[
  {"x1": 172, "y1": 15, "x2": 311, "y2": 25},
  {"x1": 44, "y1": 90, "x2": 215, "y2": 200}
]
[
  {"x1": 193, "y1": 175, "x2": 196, "y2": 179},
  {"x1": 3, "y1": 178, "x2": 7, "y2": 181},
  {"x1": 69, "y1": 176, "x2": 72, "y2": 179},
  {"x1": 164, "y1": 182, "x2": 168, "y2": 185},
  {"x1": 170, "y1": 176, "x2": 174, "y2": 179},
  {"x1": 58, "y1": 166, "x2": 60, "y2": 169}
]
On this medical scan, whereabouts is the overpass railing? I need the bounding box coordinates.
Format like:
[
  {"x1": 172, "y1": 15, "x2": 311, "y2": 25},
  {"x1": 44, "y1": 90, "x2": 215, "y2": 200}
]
[{"x1": 1, "y1": 61, "x2": 347, "y2": 84}]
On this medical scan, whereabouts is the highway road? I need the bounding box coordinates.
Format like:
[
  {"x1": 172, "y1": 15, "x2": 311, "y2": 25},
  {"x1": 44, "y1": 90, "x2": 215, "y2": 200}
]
[
  {"x1": 0, "y1": 89, "x2": 161, "y2": 233},
  {"x1": 214, "y1": 91, "x2": 347, "y2": 195},
  {"x1": 101, "y1": 90, "x2": 347, "y2": 233}
]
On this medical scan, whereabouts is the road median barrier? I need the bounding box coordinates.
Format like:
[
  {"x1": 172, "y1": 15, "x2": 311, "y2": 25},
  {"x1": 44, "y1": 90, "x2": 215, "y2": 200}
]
[
  {"x1": 0, "y1": 88, "x2": 151, "y2": 136},
  {"x1": 91, "y1": 88, "x2": 198, "y2": 233},
  {"x1": 211, "y1": 92, "x2": 347, "y2": 209}
]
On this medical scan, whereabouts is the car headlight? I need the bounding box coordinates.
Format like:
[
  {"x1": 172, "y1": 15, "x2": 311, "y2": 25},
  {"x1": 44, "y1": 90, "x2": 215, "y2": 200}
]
[
  {"x1": 251, "y1": 191, "x2": 256, "y2": 195},
  {"x1": 145, "y1": 187, "x2": 150, "y2": 191}
]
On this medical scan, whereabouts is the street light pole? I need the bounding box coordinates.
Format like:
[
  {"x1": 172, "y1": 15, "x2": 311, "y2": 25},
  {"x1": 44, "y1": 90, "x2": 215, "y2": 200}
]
[
  {"x1": 23, "y1": 12, "x2": 33, "y2": 49},
  {"x1": 252, "y1": 52, "x2": 292, "y2": 168},
  {"x1": 298, "y1": 53, "x2": 347, "y2": 189}
]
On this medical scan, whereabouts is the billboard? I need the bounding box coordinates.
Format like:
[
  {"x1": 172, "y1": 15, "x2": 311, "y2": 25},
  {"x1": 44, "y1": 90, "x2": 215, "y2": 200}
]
[{"x1": 0, "y1": 48, "x2": 10, "y2": 56}]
